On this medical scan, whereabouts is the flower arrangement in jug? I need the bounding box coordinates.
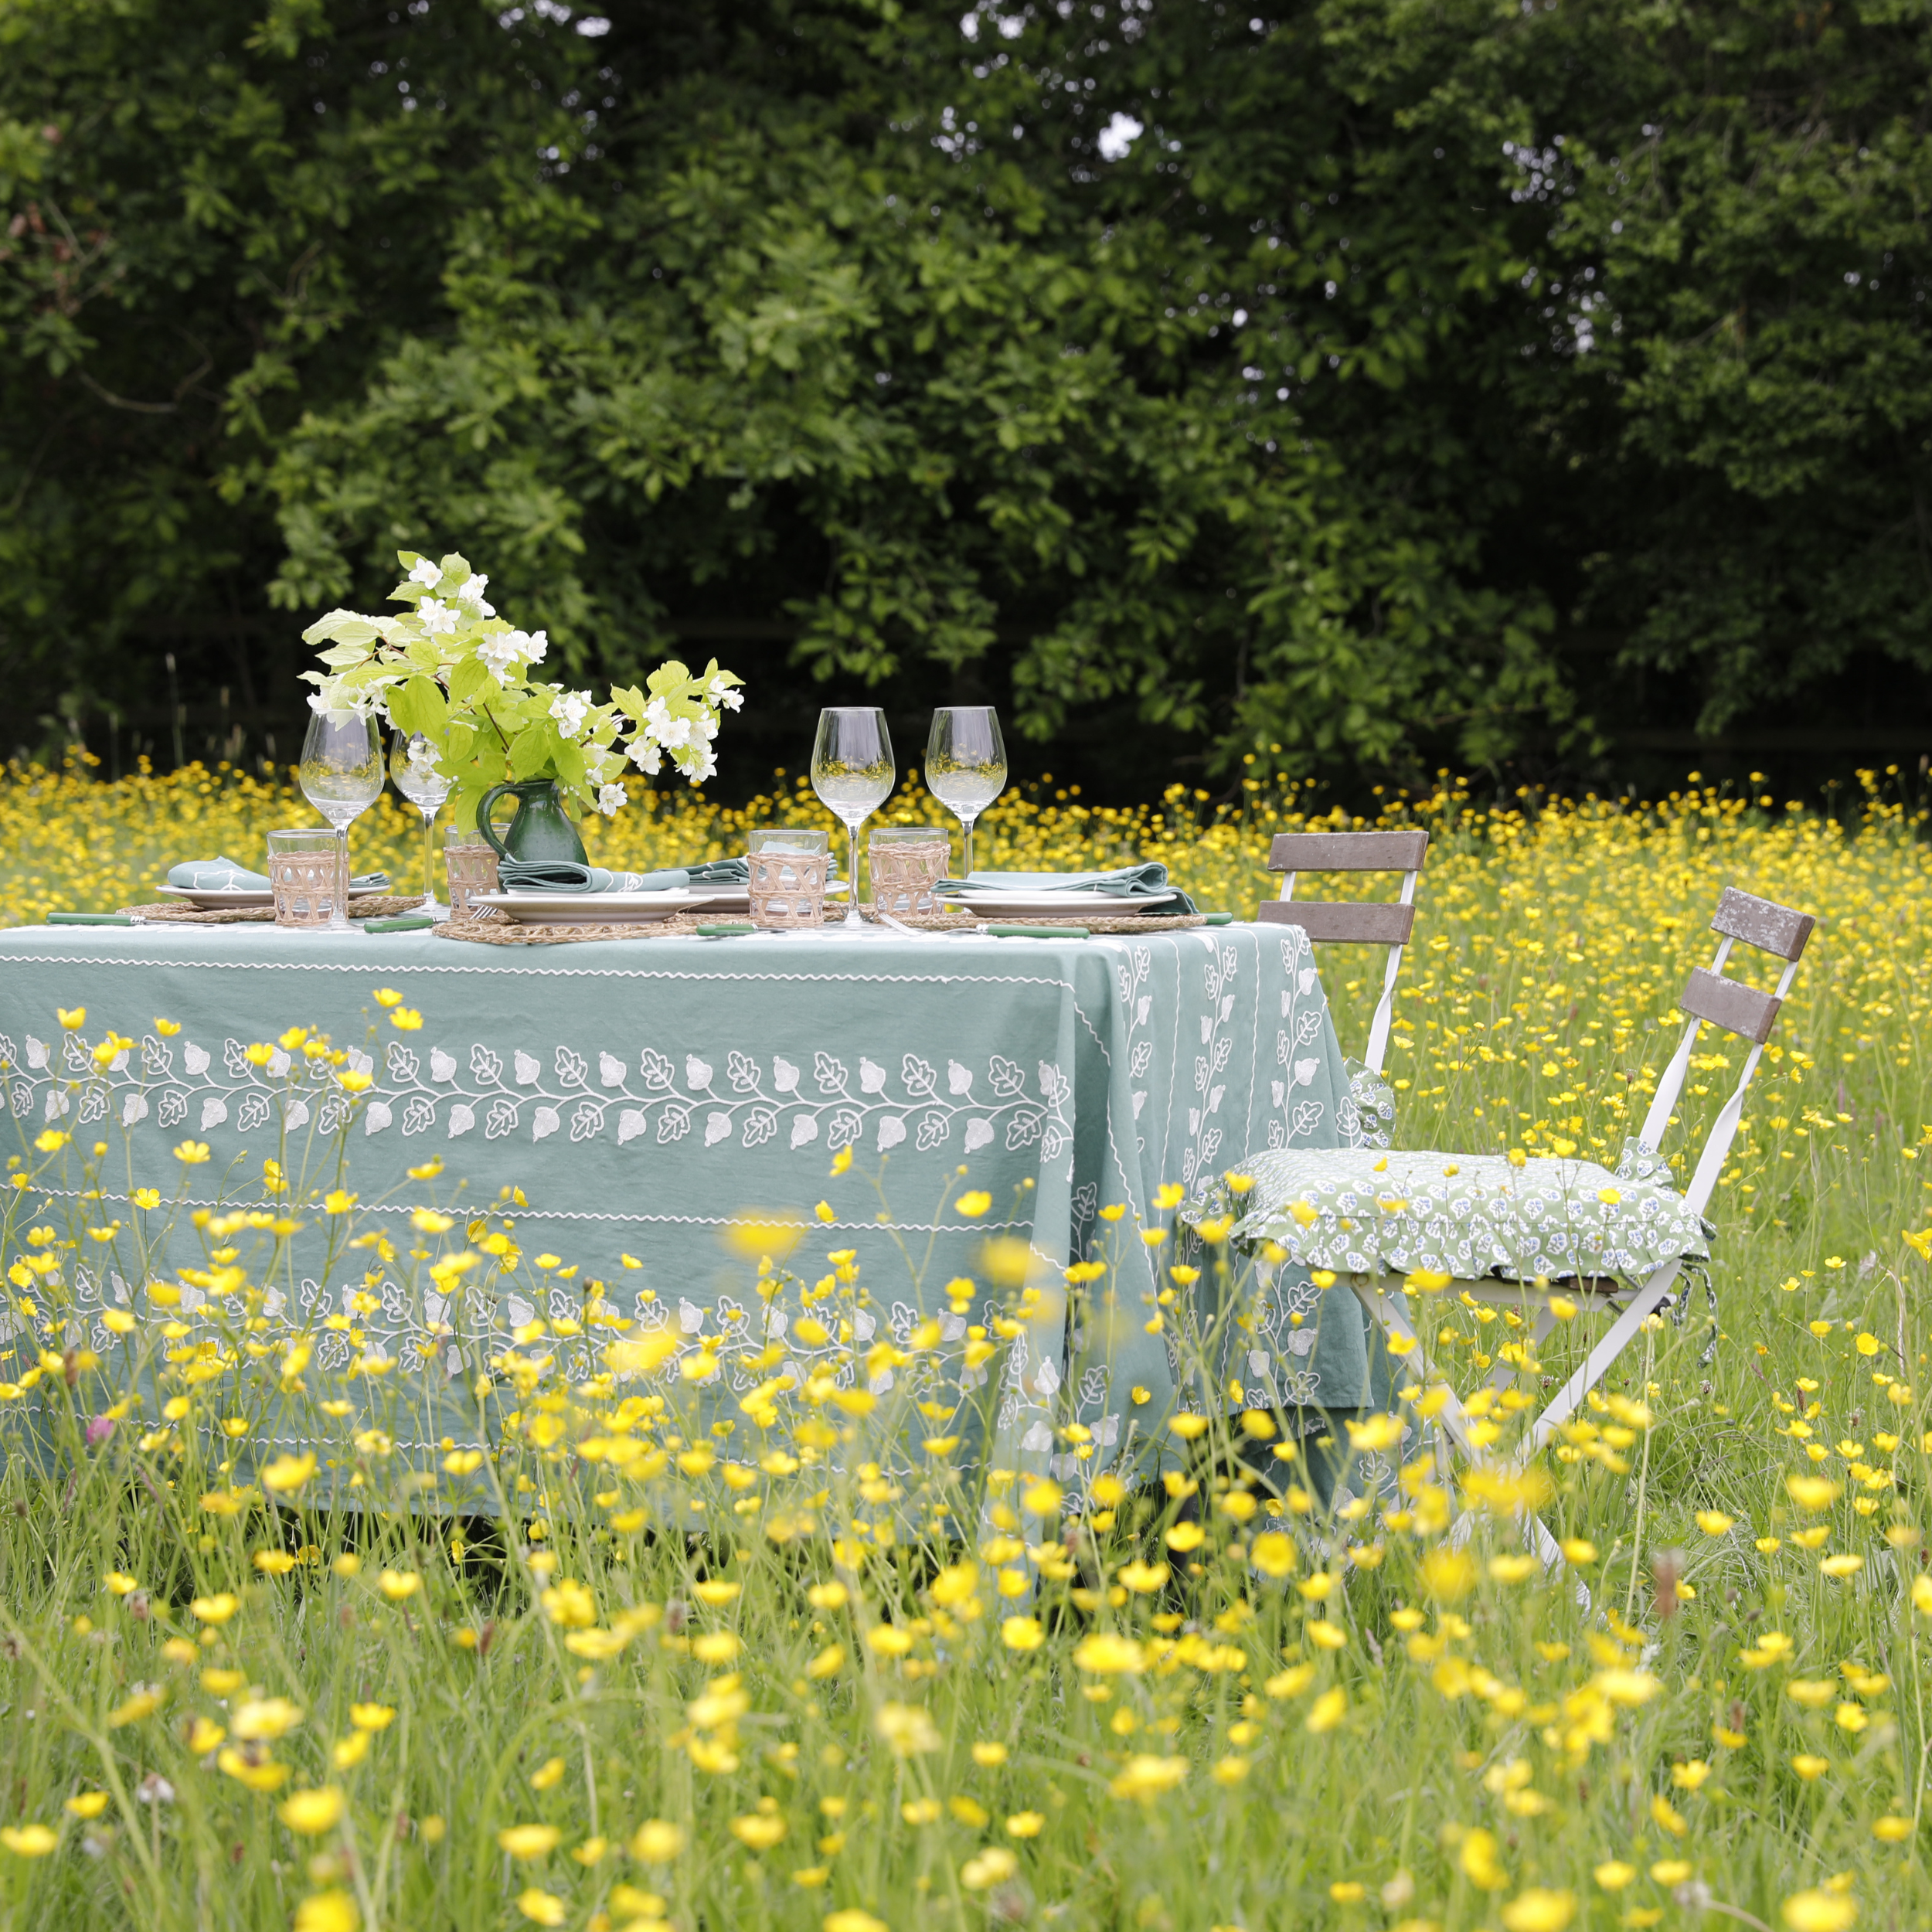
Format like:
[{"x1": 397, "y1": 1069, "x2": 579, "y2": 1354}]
[{"x1": 299, "y1": 551, "x2": 742, "y2": 828}]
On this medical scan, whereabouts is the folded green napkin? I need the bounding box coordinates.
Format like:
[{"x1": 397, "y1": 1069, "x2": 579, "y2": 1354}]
[
  {"x1": 168, "y1": 855, "x2": 389, "y2": 892},
  {"x1": 495, "y1": 857, "x2": 750, "y2": 894},
  {"x1": 942, "y1": 865, "x2": 1196, "y2": 914}
]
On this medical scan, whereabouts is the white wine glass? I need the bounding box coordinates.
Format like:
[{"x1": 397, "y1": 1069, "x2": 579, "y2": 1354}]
[
  {"x1": 390, "y1": 730, "x2": 453, "y2": 920},
  {"x1": 925, "y1": 706, "x2": 1006, "y2": 880},
  {"x1": 298, "y1": 707, "x2": 383, "y2": 934},
  {"x1": 811, "y1": 707, "x2": 895, "y2": 929}
]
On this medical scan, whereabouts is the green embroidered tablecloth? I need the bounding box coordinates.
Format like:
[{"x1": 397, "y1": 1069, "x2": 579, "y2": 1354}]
[{"x1": 0, "y1": 920, "x2": 1371, "y2": 1488}]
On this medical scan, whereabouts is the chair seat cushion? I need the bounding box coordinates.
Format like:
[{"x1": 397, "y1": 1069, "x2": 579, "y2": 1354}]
[{"x1": 1221, "y1": 1148, "x2": 1713, "y2": 1285}]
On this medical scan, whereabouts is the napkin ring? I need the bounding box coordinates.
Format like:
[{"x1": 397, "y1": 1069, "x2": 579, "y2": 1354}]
[
  {"x1": 748, "y1": 850, "x2": 831, "y2": 929},
  {"x1": 444, "y1": 842, "x2": 502, "y2": 925}
]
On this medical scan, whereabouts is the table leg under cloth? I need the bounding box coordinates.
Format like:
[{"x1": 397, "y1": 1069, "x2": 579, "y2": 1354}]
[{"x1": 0, "y1": 921, "x2": 1369, "y2": 1502}]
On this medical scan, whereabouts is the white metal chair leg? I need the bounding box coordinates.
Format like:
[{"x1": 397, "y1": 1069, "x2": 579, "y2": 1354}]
[{"x1": 1529, "y1": 1263, "x2": 1679, "y2": 1452}]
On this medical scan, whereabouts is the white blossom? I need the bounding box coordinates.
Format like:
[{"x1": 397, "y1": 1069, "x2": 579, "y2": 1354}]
[
  {"x1": 419, "y1": 599, "x2": 458, "y2": 636},
  {"x1": 628, "y1": 736, "x2": 663, "y2": 776},
  {"x1": 408, "y1": 558, "x2": 440, "y2": 587},
  {"x1": 597, "y1": 781, "x2": 628, "y2": 816},
  {"x1": 522, "y1": 628, "x2": 549, "y2": 665},
  {"x1": 643, "y1": 695, "x2": 693, "y2": 750},
  {"x1": 708, "y1": 673, "x2": 743, "y2": 711},
  {"x1": 456, "y1": 572, "x2": 490, "y2": 604},
  {"x1": 549, "y1": 689, "x2": 592, "y2": 739},
  {"x1": 476, "y1": 627, "x2": 543, "y2": 685},
  {"x1": 685, "y1": 745, "x2": 718, "y2": 784}
]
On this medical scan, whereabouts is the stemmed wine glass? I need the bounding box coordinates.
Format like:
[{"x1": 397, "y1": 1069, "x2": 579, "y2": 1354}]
[
  {"x1": 390, "y1": 731, "x2": 453, "y2": 920},
  {"x1": 811, "y1": 708, "x2": 895, "y2": 929},
  {"x1": 298, "y1": 707, "x2": 383, "y2": 934},
  {"x1": 925, "y1": 706, "x2": 1006, "y2": 880}
]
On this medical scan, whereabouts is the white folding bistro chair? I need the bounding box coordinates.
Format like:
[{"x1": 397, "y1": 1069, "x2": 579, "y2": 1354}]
[
  {"x1": 1223, "y1": 885, "x2": 1814, "y2": 1566},
  {"x1": 1255, "y1": 830, "x2": 1429, "y2": 1143}
]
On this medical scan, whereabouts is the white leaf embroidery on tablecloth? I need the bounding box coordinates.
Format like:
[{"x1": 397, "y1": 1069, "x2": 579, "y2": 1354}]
[
  {"x1": 514, "y1": 1050, "x2": 542, "y2": 1086},
  {"x1": 448, "y1": 1103, "x2": 475, "y2": 1137},
  {"x1": 532, "y1": 1107, "x2": 560, "y2": 1141},
  {"x1": 430, "y1": 1047, "x2": 457, "y2": 1083},
  {"x1": 184, "y1": 1043, "x2": 210, "y2": 1077},
  {"x1": 364, "y1": 1101, "x2": 392, "y2": 1136},
  {"x1": 773, "y1": 1056, "x2": 800, "y2": 1094},
  {"x1": 947, "y1": 1059, "x2": 973, "y2": 1095}
]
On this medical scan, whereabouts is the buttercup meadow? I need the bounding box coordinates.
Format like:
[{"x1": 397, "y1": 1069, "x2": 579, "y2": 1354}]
[{"x1": 0, "y1": 760, "x2": 1928, "y2": 1932}]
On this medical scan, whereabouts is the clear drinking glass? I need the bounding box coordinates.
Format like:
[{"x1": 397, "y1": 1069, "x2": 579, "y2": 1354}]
[
  {"x1": 925, "y1": 706, "x2": 1006, "y2": 879},
  {"x1": 298, "y1": 707, "x2": 383, "y2": 934},
  {"x1": 811, "y1": 708, "x2": 895, "y2": 929},
  {"x1": 390, "y1": 730, "x2": 453, "y2": 920}
]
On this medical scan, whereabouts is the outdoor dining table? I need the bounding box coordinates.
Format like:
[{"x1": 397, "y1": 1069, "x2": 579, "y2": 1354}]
[{"x1": 0, "y1": 918, "x2": 1386, "y2": 1487}]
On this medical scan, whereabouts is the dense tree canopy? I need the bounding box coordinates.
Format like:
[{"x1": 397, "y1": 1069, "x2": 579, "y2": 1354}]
[{"x1": 2, "y1": 0, "x2": 1929, "y2": 791}]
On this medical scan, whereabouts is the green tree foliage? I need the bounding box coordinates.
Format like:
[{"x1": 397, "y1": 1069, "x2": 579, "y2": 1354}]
[{"x1": 2, "y1": 0, "x2": 1928, "y2": 784}]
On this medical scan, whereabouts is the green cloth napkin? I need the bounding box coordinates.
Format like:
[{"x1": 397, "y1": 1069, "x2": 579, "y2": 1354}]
[
  {"x1": 495, "y1": 857, "x2": 750, "y2": 894},
  {"x1": 167, "y1": 855, "x2": 389, "y2": 892},
  {"x1": 942, "y1": 865, "x2": 1196, "y2": 914}
]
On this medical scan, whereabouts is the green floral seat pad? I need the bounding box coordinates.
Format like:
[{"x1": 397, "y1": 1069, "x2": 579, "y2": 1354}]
[{"x1": 1226, "y1": 1148, "x2": 1713, "y2": 1284}]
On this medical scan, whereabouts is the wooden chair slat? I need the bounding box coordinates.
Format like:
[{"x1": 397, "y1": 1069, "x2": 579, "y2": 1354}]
[
  {"x1": 1267, "y1": 829, "x2": 1430, "y2": 873},
  {"x1": 1257, "y1": 900, "x2": 1417, "y2": 946},
  {"x1": 1710, "y1": 886, "x2": 1815, "y2": 961},
  {"x1": 1679, "y1": 965, "x2": 1781, "y2": 1043}
]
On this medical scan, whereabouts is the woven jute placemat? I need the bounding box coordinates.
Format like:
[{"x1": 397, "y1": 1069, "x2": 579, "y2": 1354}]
[
  {"x1": 123, "y1": 895, "x2": 428, "y2": 927},
  {"x1": 433, "y1": 913, "x2": 713, "y2": 947},
  {"x1": 433, "y1": 908, "x2": 1207, "y2": 946}
]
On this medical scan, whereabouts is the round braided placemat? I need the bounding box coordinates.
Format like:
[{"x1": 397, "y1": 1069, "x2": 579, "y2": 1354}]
[
  {"x1": 433, "y1": 913, "x2": 715, "y2": 946},
  {"x1": 432, "y1": 908, "x2": 1209, "y2": 945},
  {"x1": 122, "y1": 895, "x2": 428, "y2": 927}
]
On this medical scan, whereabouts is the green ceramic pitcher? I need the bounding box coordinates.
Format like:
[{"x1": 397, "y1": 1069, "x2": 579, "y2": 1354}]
[{"x1": 475, "y1": 778, "x2": 588, "y2": 865}]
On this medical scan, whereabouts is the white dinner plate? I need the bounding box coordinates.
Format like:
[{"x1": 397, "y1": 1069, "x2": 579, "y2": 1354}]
[
  {"x1": 940, "y1": 889, "x2": 1179, "y2": 918},
  {"x1": 157, "y1": 884, "x2": 389, "y2": 910},
  {"x1": 478, "y1": 887, "x2": 750, "y2": 925}
]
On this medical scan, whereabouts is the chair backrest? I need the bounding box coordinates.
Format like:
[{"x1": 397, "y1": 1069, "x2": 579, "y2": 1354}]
[
  {"x1": 1257, "y1": 829, "x2": 1429, "y2": 1078},
  {"x1": 1639, "y1": 886, "x2": 1815, "y2": 1216}
]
